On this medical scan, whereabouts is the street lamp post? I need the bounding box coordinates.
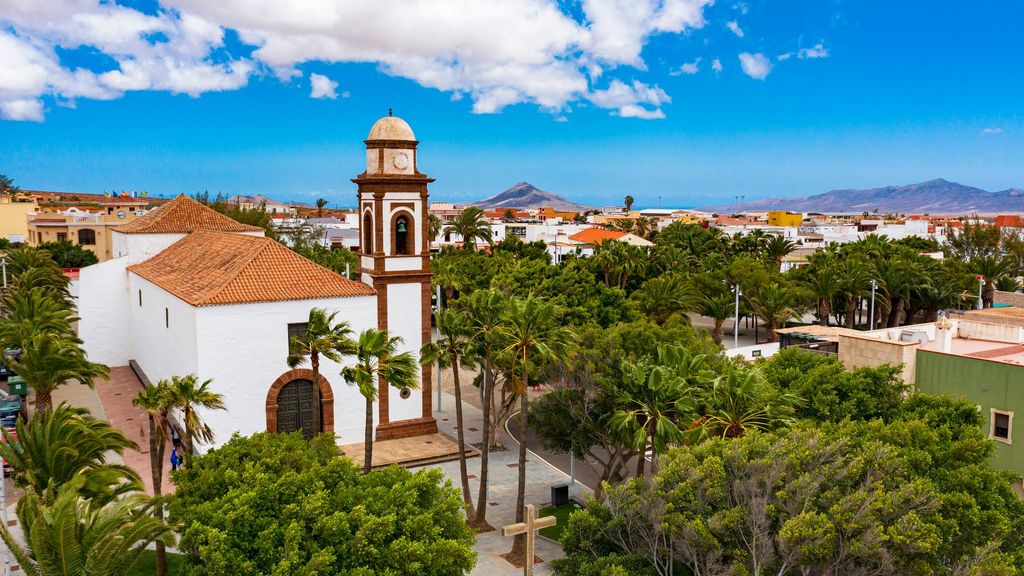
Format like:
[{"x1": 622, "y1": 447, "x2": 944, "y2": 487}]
[
  {"x1": 733, "y1": 283, "x2": 741, "y2": 349},
  {"x1": 869, "y1": 279, "x2": 877, "y2": 330},
  {"x1": 978, "y1": 276, "x2": 986, "y2": 310}
]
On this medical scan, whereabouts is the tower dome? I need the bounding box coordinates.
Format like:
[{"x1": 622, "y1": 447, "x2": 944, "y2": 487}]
[{"x1": 367, "y1": 111, "x2": 415, "y2": 141}]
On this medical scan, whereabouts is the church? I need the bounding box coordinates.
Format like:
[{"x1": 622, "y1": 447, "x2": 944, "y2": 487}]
[{"x1": 78, "y1": 114, "x2": 437, "y2": 447}]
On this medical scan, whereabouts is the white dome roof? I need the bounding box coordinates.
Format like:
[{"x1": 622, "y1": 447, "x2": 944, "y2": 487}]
[{"x1": 367, "y1": 114, "x2": 415, "y2": 141}]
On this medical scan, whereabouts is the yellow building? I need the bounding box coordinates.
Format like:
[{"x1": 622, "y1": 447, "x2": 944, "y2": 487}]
[
  {"x1": 767, "y1": 211, "x2": 803, "y2": 227},
  {"x1": 0, "y1": 196, "x2": 38, "y2": 242},
  {"x1": 28, "y1": 199, "x2": 150, "y2": 262}
]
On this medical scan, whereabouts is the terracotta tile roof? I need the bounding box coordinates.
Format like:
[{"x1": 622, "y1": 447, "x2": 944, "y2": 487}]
[
  {"x1": 114, "y1": 194, "x2": 262, "y2": 234},
  {"x1": 128, "y1": 230, "x2": 375, "y2": 306},
  {"x1": 568, "y1": 227, "x2": 627, "y2": 244}
]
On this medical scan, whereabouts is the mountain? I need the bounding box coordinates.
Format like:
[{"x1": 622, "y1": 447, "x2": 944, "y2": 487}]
[
  {"x1": 701, "y1": 179, "x2": 1024, "y2": 214},
  {"x1": 465, "y1": 182, "x2": 593, "y2": 211}
]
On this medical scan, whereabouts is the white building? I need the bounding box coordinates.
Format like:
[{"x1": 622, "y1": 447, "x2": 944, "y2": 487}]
[{"x1": 78, "y1": 114, "x2": 438, "y2": 448}]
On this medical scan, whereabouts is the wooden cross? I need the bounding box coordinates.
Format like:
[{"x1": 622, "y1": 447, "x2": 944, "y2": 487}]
[{"x1": 502, "y1": 504, "x2": 556, "y2": 576}]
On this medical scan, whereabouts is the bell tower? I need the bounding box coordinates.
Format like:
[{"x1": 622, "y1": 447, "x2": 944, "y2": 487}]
[{"x1": 354, "y1": 112, "x2": 437, "y2": 440}]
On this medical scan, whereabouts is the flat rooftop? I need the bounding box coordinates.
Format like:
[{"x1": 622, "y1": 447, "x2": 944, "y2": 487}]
[{"x1": 920, "y1": 338, "x2": 1024, "y2": 366}]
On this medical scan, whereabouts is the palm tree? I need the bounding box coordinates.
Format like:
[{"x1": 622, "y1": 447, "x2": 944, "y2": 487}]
[
  {"x1": 459, "y1": 289, "x2": 506, "y2": 528},
  {"x1": 0, "y1": 477, "x2": 173, "y2": 576},
  {"x1": 0, "y1": 402, "x2": 140, "y2": 502},
  {"x1": 695, "y1": 368, "x2": 798, "y2": 440},
  {"x1": 315, "y1": 197, "x2": 328, "y2": 217},
  {"x1": 611, "y1": 361, "x2": 693, "y2": 478},
  {"x1": 3, "y1": 246, "x2": 70, "y2": 297},
  {"x1": 444, "y1": 206, "x2": 493, "y2": 250},
  {"x1": 10, "y1": 333, "x2": 108, "y2": 412},
  {"x1": 427, "y1": 213, "x2": 444, "y2": 245},
  {"x1": 701, "y1": 292, "x2": 735, "y2": 345},
  {"x1": 497, "y1": 296, "x2": 573, "y2": 563},
  {"x1": 836, "y1": 256, "x2": 873, "y2": 328},
  {"x1": 420, "y1": 310, "x2": 478, "y2": 520},
  {"x1": 165, "y1": 374, "x2": 226, "y2": 462},
  {"x1": 342, "y1": 329, "x2": 419, "y2": 474},
  {"x1": 630, "y1": 274, "x2": 698, "y2": 325},
  {"x1": 747, "y1": 282, "x2": 804, "y2": 342},
  {"x1": 633, "y1": 216, "x2": 655, "y2": 239},
  {"x1": 611, "y1": 242, "x2": 647, "y2": 289},
  {"x1": 0, "y1": 288, "x2": 79, "y2": 349},
  {"x1": 972, "y1": 255, "x2": 1012, "y2": 308},
  {"x1": 762, "y1": 234, "x2": 797, "y2": 270},
  {"x1": 286, "y1": 308, "x2": 355, "y2": 436},
  {"x1": 624, "y1": 195, "x2": 635, "y2": 211},
  {"x1": 132, "y1": 383, "x2": 173, "y2": 576},
  {"x1": 433, "y1": 260, "x2": 468, "y2": 308},
  {"x1": 803, "y1": 260, "x2": 839, "y2": 327}
]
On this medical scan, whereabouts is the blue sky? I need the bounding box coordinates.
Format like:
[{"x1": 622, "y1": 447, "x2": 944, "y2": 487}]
[{"x1": 1, "y1": 0, "x2": 1021, "y2": 208}]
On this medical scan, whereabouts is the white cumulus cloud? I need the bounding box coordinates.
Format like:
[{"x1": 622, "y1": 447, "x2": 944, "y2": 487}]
[
  {"x1": 671, "y1": 58, "x2": 700, "y2": 75},
  {"x1": 309, "y1": 73, "x2": 339, "y2": 99},
  {"x1": 0, "y1": 0, "x2": 721, "y2": 121},
  {"x1": 981, "y1": 127, "x2": 1004, "y2": 135},
  {"x1": 711, "y1": 58, "x2": 723, "y2": 73},
  {"x1": 726, "y1": 20, "x2": 744, "y2": 38},
  {"x1": 798, "y1": 43, "x2": 829, "y2": 59},
  {"x1": 738, "y1": 52, "x2": 771, "y2": 79}
]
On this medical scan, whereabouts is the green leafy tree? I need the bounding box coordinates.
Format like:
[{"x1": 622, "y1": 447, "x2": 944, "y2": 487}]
[
  {"x1": 286, "y1": 308, "x2": 355, "y2": 437},
  {"x1": 497, "y1": 296, "x2": 574, "y2": 563},
  {"x1": 342, "y1": 329, "x2": 418, "y2": 473},
  {"x1": 36, "y1": 240, "x2": 99, "y2": 268},
  {"x1": 0, "y1": 477, "x2": 173, "y2": 576},
  {"x1": 624, "y1": 195, "x2": 634, "y2": 211},
  {"x1": 165, "y1": 374, "x2": 226, "y2": 461},
  {"x1": 420, "y1": 309, "x2": 478, "y2": 521},
  {"x1": 10, "y1": 333, "x2": 108, "y2": 412},
  {"x1": 762, "y1": 234, "x2": 797, "y2": 269},
  {"x1": 444, "y1": 206, "x2": 493, "y2": 250},
  {"x1": 315, "y1": 197, "x2": 328, "y2": 217},
  {"x1": 168, "y1": 432, "x2": 477, "y2": 575},
  {"x1": 700, "y1": 291, "x2": 735, "y2": 345},
  {"x1": 971, "y1": 254, "x2": 1012, "y2": 308}
]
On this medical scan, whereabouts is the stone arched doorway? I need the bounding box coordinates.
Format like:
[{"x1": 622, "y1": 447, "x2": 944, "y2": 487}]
[{"x1": 266, "y1": 369, "x2": 334, "y2": 438}]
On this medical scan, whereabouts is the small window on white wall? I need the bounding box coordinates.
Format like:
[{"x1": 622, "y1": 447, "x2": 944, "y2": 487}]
[
  {"x1": 990, "y1": 409, "x2": 1013, "y2": 444},
  {"x1": 165, "y1": 308, "x2": 169, "y2": 329},
  {"x1": 138, "y1": 290, "x2": 142, "y2": 307}
]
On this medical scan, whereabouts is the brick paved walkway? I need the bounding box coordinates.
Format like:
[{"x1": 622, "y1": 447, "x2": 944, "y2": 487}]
[{"x1": 92, "y1": 367, "x2": 175, "y2": 495}]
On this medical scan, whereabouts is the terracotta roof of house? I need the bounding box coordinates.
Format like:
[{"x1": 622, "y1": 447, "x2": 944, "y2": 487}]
[
  {"x1": 114, "y1": 194, "x2": 262, "y2": 234},
  {"x1": 128, "y1": 230, "x2": 375, "y2": 306},
  {"x1": 568, "y1": 227, "x2": 627, "y2": 244}
]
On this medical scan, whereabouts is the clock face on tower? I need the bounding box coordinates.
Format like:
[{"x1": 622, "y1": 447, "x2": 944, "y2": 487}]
[{"x1": 393, "y1": 152, "x2": 410, "y2": 170}]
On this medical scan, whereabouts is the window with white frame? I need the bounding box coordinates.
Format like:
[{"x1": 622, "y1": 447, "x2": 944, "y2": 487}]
[{"x1": 990, "y1": 408, "x2": 1013, "y2": 444}]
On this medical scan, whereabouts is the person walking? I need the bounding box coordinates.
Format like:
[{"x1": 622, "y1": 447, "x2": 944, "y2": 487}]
[{"x1": 169, "y1": 444, "x2": 181, "y2": 472}]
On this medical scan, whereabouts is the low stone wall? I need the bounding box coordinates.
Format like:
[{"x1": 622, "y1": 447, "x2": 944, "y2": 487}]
[{"x1": 994, "y1": 290, "x2": 1024, "y2": 307}]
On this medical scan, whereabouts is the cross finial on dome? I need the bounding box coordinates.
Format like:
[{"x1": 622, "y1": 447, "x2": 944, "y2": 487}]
[{"x1": 388, "y1": 107, "x2": 392, "y2": 117}]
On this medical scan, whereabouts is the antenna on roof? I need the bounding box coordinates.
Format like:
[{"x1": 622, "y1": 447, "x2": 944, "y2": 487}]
[{"x1": 388, "y1": 108, "x2": 393, "y2": 117}]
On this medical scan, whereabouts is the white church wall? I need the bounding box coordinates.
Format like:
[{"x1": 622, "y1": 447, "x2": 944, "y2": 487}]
[
  {"x1": 386, "y1": 282, "x2": 424, "y2": 423},
  {"x1": 113, "y1": 232, "x2": 185, "y2": 260},
  {"x1": 78, "y1": 258, "x2": 132, "y2": 366},
  {"x1": 193, "y1": 295, "x2": 378, "y2": 449},
  {"x1": 128, "y1": 275, "x2": 199, "y2": 387}
]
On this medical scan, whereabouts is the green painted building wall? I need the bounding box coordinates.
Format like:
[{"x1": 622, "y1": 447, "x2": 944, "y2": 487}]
[{"x1": 915, "y1": 350, "x2": 1024, "y2": 476}]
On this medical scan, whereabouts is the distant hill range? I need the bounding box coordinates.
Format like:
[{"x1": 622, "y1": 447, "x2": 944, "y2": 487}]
[
  {"x1": 464, "y1": 182, "x2": 593, "y2": 211},
  {"x1": 702, "y1": 179, "x2": 1024, "y2": 214}
]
